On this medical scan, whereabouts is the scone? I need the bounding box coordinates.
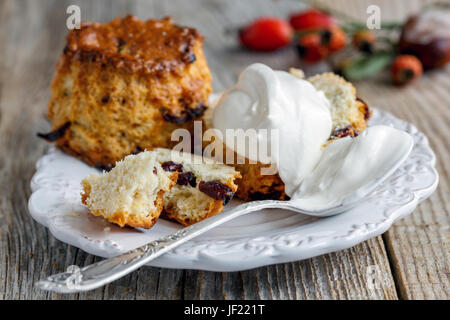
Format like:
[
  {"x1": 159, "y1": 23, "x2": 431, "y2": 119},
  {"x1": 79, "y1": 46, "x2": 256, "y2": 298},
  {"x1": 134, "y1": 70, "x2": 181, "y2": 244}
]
[
  {"x1": 231, "y1": 72, "x2": 371, "y2": 201},
  {"x1": 307, "y1": 72, "x2": 371, "y2": 137},
  {"x1": 152, "y1": 148, "x2": 241, "y2": 226},
  {"x1": 81, "y1": 148, "x2": 241, "y2": 228},
  {"x1": 81, "y1": 151, "x2": 177, "y2": 229},
  {"x1": 40, "y1": 15, "x2": 212, "y2": 170}
]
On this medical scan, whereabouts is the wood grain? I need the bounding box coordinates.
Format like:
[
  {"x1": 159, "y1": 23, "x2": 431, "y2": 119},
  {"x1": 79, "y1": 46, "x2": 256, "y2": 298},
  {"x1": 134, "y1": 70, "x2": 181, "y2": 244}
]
[
  {"x1": 321, "y1": 0, "x2": 450, "y2": 300},
  {"x1": 0, "y1": 0, "x2": 446, "y2": 300},
  {"x1": 324, "y1": 1, "x2": 450, "y2": 299},
  {"x1": 353, "y1": 70, "x2": 450, "y2": 300}
]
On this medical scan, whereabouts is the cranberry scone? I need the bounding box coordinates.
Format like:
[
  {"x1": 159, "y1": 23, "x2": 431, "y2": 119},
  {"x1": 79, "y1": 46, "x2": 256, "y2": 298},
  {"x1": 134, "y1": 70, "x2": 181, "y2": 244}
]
[
  {"x1": 40, "y1": 15, "x2": 212, "y2": 171},
  {"x1": 81, "y1": 148, "x2": 241, "y2": 228},
  {"x1": 307, "y1": 72, "x2": 370, "y2": 139},
  {"x1": 81, "y1": 151, "x2": 178, "y2": 229},
  {"x1": 152, "y1": 148, "x2": 241, "y2": 226}
]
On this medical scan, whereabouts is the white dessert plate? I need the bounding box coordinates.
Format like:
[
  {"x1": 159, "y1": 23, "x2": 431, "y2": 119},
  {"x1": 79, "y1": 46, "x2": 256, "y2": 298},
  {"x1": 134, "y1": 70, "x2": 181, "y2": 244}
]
[{"x1": 28, "y1": 108, "x2": 438, "y2": 272}]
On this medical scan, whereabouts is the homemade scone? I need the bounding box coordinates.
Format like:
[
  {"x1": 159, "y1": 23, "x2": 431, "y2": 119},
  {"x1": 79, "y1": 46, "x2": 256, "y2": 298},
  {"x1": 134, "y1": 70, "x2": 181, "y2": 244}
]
[
  {"x1": 307, "y1": 72, "x2": 371, "y2": 139},
  {"x1": 81, "y1": 151, "x2": 177, "y2": 229},
  {"x1": 41, "y1": 15, "x2": 212, "y2": 170},
  {"x1": 152, "y1": 148, "x2": 241, "y2": 226},
  {"x1": 81, "y1": 148, "x2": 241, "y2": 228},
  {"x1": 218, "y1": 71, "x2": 371, "y2": 201}
]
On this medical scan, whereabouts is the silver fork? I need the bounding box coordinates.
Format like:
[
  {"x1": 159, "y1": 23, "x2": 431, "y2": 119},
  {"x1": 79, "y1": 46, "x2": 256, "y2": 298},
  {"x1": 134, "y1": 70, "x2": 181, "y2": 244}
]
[{"x1": 37, "y1": 199, "x2": 350, "y2": 293}]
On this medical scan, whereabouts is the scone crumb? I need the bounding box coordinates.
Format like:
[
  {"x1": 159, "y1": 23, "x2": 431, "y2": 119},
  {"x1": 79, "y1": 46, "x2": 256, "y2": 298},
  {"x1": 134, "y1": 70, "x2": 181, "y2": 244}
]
[{"x1": 289, "y1": 67, "x2": 305, "y2": 79}]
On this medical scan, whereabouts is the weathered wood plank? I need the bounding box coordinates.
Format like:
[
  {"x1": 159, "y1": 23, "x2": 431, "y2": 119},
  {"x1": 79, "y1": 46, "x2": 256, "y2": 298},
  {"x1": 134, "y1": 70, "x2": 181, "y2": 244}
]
[
  {"x1": 327, "y1": 0, "x2": 450, "y2": 299},
  {"x1": 2, "y1": 0, "x2": 445, "y2": 300},
  {"x1": 355, "y1": 76, "x2": 450, "y2": 299}
]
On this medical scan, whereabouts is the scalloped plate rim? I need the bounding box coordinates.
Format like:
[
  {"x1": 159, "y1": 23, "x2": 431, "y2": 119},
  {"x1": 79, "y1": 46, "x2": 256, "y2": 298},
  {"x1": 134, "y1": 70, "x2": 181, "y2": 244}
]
[{"x1": 28, "y1": 108, "x2": 439, "y2": 271}]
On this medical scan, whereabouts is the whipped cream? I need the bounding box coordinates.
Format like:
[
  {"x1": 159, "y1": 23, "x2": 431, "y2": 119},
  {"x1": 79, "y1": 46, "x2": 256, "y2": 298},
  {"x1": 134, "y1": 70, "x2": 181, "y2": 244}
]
[
  {"x1": 213, "y1": 63, "x2": 332, "y2": 196},
  {"x1": 213, "y1": 63, "x2": 413, "y2": 209},
  {"x1": 291, "y1": 125, "x2": 414, "y2": 210}
]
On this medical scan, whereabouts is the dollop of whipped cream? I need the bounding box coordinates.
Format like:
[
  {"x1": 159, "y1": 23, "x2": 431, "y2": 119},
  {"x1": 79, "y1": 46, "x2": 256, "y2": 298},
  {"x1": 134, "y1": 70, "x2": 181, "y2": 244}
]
[
  {"x1": 292, "y1": 125, "x2": 413, "y2": 211},
  {"x1": 213, "y1": 63, "x2": 332, "y2": 196},
  {"x1": 213, "y1": 63, "x2": 413, "y2": 209}
]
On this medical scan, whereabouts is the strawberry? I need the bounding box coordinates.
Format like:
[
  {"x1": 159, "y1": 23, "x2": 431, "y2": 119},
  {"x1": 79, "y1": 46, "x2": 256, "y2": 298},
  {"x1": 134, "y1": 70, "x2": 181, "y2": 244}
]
[
  {"x1": 239, "y1": 17, "x2": 293, "y2": 51},
  {"x1": 289, "y1": 9, "x2": 336, "y2": 31}
]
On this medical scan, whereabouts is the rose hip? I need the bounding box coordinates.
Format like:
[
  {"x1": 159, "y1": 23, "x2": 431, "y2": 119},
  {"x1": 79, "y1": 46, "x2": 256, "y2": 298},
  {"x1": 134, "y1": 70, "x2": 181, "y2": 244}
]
[
  {"x1": 296, "y1": 33, "x2": 329, "y2": 63},
  {"x1": 289, "y1": 10, "x2": 336, "y2": 31},
  {"x1": 239, "y1": 17, "x2": 293, "y2": 51},
  {"x1": 391, "y1": 54, "x2": 423, "y2": 86},
  {"x1": 353, "y1": 30, "x2": 376, "y2": 53}
]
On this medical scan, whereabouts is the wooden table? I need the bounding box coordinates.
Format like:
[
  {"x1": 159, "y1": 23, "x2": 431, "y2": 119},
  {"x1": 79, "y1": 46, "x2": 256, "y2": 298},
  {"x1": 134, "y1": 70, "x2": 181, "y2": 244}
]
[{"x1": 0, "y1": 0, "x2": 448, "y2": 300}]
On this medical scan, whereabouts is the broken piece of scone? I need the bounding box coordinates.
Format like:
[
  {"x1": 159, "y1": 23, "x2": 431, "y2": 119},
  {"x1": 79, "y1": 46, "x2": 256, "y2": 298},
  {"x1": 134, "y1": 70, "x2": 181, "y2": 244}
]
[
  {"x1": 81, "y1": 151, "x2": 177, "y2": 229},
  {"x1": 81, "y1": 148, "x2": 241, "y2": 229},
  {"x1": 152, "y1": 148, "x2": 241, "y2": 226}
]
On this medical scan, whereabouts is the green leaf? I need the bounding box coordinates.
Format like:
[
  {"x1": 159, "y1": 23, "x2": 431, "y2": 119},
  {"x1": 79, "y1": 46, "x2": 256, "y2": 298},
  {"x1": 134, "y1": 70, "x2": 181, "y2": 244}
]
[
  {"x1": 342, "y1": 21, "x2": 402, "y2": 34},
  {"x1": 380, "y1": 22, "x2": 404, "y2": 30},
  {"x1": 342, "y1": 51, "x2": 393, "y2": 80}
]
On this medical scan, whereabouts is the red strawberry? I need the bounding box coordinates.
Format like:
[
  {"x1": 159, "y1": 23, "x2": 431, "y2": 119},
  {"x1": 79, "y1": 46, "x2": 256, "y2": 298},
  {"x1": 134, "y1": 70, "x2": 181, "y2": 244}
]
[
  {"x1": 239, "y1": 17, "x2": 293, "y2": 51},
  {"x1": 289, "y1": 9, "x2": 336, "y2": 31}
]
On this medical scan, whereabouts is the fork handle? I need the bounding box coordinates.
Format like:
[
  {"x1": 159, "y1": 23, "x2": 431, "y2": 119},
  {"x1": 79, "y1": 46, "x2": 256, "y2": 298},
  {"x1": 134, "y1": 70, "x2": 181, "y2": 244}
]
[{"x1": 37, "y1": 200, "x2": 283, "y2": 293}]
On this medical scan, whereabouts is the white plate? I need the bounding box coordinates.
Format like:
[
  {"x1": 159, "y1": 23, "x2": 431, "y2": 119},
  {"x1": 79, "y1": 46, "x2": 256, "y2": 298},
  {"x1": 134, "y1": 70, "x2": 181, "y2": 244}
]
[{"x1": 28, "y1": 109, "x2": 438, "y2": 271}]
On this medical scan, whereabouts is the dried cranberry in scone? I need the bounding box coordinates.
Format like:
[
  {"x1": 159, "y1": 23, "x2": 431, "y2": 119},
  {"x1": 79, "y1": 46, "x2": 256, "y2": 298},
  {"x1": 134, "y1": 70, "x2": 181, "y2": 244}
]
[
  {"x1": 161, "y1": 161, "x2": 184, "y2": 172},
  {"x1": 177, "y1": 172, "x2": 197, "y2": 187},
  {"x1": 198, "y1": 180, "x2": 234, "y2": 204},
  {"x1": 153, "y1": 148, "x2": 241, "y2": 226}
]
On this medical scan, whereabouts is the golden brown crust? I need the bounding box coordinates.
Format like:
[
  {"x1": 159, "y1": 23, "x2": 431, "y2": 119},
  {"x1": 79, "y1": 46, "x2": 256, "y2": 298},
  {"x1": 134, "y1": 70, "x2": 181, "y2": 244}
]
[
  {"x1": 234, "y1": 162, "x2": 288, "y2": 201},
  {"x1": 356, "y1": 98, "x2": 372, "y2": 125},
  {"x1": 64, "y1": 15, "x2": 202, "y2": 76},
  {"x1": 164, "y1": 199, "x2": 224, "y2": 226},
  {"x1": 347, "y1": 98, "x2": 369, "y2": 133},
  {"x1": 81, "y1": 171, "x2": 177, "y2": 229},
  {"x1": 46, "y1": 15, "x2": 212, "y2": 170},
  {"x1": 81, "y1": 188, "x2": 163, "y2": 229}
]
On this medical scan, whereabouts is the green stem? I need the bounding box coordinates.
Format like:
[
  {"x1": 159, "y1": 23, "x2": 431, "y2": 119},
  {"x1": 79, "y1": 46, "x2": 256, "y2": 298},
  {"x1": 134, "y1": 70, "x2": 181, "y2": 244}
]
[{"x1": 310, "y1": 0, "x2": 403, "y2": 30}]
